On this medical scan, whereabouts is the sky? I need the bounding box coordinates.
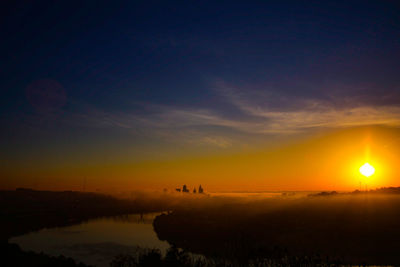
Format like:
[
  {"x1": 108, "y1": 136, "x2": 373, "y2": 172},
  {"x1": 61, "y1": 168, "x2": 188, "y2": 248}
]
[{"x1": 1, "y1": 1, "x2": 400, "y2": 192}]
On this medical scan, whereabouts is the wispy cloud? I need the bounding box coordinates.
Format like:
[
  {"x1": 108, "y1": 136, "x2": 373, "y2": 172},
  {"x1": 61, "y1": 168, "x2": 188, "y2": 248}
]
[
  {"x1": 70, "y1": 98, "x2": 400, "y2": 140},
  {"x1": 26, "y1": 81, "x2": 400, "y2": 148},
  {"x1": 214, "y1": 81, "x2": 400, "y2": 133}
]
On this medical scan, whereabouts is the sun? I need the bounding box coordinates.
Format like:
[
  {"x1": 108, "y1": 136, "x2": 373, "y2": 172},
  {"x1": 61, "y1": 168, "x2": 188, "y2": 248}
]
[{"x1": 359, "y1": 163, "x2": 375, "y2": 177}]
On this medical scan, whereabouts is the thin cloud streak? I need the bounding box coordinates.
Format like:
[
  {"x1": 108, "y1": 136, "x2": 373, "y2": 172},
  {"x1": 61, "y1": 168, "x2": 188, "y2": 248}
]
[
  {"x1": 214, "y1": 81, "x2": 400, "y2": 133},
  {"x1": 40, "y1": 83, "x2": 400, "y2": 148},
  {"x1": 73, "y1": 100, "x2": 400, "y2": 136}
]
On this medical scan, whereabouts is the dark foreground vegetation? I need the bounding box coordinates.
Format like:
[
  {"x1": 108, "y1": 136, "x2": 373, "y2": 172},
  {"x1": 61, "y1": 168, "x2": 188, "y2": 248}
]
[
  {"x1": 110, "y1": 245, "x2": 339, "y2": 267},
  {"x1": 154, "y1": 189, "x2": 400, "y2": 266},
  {"x1": 1, "y1": 242, "x2": 91, "y2": 267}
]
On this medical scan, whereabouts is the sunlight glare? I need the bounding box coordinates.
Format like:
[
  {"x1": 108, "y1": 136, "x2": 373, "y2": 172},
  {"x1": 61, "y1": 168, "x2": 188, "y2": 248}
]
[{"x1": 359, "y1": 163, "x2": 375, "y2": 177}]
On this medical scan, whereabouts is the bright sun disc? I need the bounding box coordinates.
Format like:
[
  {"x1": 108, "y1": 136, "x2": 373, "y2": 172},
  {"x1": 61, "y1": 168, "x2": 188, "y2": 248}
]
[{"x1": 359, "y1": 163, "x2": 375, "y2": 177}]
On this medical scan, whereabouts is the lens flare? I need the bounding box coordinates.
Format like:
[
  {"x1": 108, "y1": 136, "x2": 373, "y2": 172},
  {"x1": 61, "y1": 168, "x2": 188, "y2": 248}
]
[{"x1": 359, "y1": 163, "x2": 375, "y2": 177}]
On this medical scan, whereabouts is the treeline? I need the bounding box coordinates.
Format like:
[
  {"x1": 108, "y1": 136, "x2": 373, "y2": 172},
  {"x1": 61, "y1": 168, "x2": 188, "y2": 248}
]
[{"x1": 308, "y1": 186, "x2": 400, "y2": 197}]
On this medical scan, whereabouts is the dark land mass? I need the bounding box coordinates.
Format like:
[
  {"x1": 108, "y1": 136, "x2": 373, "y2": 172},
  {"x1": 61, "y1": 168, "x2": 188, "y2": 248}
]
[{"x1": 154, "y1": 188, "x2": 400, "y2": 266}]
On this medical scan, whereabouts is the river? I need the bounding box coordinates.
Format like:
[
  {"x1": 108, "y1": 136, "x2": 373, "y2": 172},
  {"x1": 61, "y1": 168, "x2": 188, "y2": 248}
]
[{"x1": 9, "y1": 212, "x2": 169, "y2": 267}]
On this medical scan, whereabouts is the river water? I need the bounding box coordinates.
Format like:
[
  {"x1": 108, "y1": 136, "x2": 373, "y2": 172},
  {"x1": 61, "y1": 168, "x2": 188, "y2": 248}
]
[{"x1": 9, "y1": 212, "x2": 169, "y2": 267}]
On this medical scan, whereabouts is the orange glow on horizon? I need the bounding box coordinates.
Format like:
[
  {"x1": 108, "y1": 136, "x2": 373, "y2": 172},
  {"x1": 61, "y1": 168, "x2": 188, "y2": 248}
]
[{"x1": 2, "y1": 126, "x2": 399, "y2": 193}]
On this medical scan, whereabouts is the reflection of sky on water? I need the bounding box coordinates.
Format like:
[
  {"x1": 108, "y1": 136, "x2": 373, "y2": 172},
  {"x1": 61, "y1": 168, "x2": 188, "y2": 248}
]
[{"x1": 10, "y1": 213, "x2": 169, "y2": 267}]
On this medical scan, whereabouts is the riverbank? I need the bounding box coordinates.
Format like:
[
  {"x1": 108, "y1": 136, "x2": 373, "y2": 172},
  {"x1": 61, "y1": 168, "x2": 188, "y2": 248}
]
[{"x1": 0, "y1": 188, "x2": 173, "y2": 241}]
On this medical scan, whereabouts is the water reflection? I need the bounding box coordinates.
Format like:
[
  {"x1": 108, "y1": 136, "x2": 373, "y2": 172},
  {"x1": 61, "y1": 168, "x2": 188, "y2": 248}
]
[{"x1": 10, "y1": 212, "x2": 169, "y2": 267}]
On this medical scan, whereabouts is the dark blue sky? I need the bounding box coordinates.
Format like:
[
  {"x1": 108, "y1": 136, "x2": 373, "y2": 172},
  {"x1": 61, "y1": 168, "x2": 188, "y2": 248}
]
[{"x1": 1, "y1": 1, "x2": 400, "y2": 169}]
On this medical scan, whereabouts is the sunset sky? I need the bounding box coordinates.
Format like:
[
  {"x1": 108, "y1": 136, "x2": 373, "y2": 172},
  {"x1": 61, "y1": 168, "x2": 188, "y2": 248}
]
[{"x1": 2, "y1": 1, "x2": 400, "y2": 192}]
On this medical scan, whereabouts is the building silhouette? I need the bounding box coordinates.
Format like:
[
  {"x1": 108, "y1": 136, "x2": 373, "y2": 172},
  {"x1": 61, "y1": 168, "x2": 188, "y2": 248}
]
[
  {"x1": 174, "y1": 184, "x2": 205, "y2": 193},
  {"x1": 182, "y1": 184, "x2": 189, "y2": 193},
  {"x1": 198, "y1": 185, "x2": 204, "y2": 194}
]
